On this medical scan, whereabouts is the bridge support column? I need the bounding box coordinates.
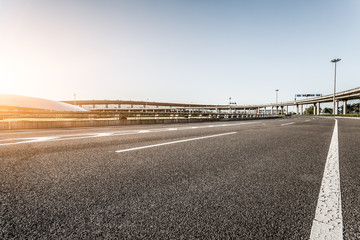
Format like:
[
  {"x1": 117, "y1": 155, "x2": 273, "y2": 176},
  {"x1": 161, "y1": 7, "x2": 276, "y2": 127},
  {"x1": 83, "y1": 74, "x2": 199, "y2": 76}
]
[
  {"x1": 271, "y1": 107, "x2": 274, "y2": 115},
  {"x1": 313, "y1": 103, "x2": 316, "y2": 115},
  {"x1": 276, "y1": 106, "x2": 279, "y2": 115},
  {"x1": 286, "y1": 106, "x2": 288, "y2": 115},
  {"x1": 335, "y1": 101, "x2": 339, "y2": 115},
  {"x1": 281, "y1": 106, "x2": 284, "y2": 115},
  {"x1": 296, "y1": 105, "x2": 299, "y2": 115},
  {"x1": 343, "y1": 100, "x2": 347, "y2": 114},
  {"x1": 264, "y1": 107, "x2": 266, "y2": 115},
  {"x1": 316, "y1": 102, "x2": 320, "y2": 115},
  {"x1": 300, "y1": 105, "x2": 304, "y2": 115}
]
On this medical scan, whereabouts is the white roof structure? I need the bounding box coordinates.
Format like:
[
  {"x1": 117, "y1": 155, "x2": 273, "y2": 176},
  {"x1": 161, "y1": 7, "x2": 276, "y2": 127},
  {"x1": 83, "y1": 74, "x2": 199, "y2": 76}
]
[{"x1": 0, "y1": 94, "x2": 86, "y2": 112}]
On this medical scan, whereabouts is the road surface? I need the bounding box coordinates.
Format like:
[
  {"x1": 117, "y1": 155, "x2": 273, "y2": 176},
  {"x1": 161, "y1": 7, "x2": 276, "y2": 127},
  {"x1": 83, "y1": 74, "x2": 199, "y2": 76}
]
[{"x1": 1, "y1": 117, "x2": 359, "y2": 239}]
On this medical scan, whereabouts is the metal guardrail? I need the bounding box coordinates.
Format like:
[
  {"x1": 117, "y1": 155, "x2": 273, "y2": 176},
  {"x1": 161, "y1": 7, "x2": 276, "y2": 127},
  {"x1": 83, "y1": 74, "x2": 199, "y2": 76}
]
[{"x1": 0, "y1": 110, "x2": 274, "y2": 121}]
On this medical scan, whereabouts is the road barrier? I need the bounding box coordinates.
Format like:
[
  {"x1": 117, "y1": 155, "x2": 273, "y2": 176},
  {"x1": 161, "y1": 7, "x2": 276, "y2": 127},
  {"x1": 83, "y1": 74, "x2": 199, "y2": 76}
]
[{"x1": 0, "y1": 116, "x2": 280, "y2": 130}]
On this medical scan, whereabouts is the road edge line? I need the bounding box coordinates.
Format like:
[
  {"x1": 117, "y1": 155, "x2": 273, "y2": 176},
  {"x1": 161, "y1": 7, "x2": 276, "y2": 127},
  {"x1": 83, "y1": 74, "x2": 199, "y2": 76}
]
[{"x1": 309, "y1": 119, "x2": 343, "y2": 240}]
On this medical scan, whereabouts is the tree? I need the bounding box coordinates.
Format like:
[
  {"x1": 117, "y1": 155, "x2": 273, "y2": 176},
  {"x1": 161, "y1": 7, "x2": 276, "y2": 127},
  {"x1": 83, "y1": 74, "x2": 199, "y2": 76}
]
[
  {"x1": 304, "y1": 106, "x2": 314, "y2": 115},
  {"x1": 323, "y1": 107, "x2": 333, "y2": 114}
]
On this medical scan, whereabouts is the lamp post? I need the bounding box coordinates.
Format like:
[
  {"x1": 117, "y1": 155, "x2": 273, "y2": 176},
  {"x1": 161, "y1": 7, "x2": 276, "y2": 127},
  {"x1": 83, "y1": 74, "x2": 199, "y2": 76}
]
[
  {"x1": 275, "y1": 89, "x2": 279, "y2": 114},
  {"x1": 229, "y1": 97, "x2": 231, "y2": 115},
  {"x1": 331, "y1": 58, "x2": 341, "y2": 115}
]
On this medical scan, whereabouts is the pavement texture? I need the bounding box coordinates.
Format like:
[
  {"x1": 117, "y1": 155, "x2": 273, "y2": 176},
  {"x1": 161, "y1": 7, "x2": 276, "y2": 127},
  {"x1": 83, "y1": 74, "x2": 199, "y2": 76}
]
[
  {"x1": 338, "y1": 118, "x2": 360, "y2": 239},
  {"x1": 0, "y1": 117, "x2": 358, "y2": 239}
]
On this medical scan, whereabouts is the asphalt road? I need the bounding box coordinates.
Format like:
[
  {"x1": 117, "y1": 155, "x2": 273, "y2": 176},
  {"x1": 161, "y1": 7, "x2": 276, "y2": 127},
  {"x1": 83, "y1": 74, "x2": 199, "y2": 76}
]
[{"x1": 0, "y1": 117, "x2": 359, "y2": 239}]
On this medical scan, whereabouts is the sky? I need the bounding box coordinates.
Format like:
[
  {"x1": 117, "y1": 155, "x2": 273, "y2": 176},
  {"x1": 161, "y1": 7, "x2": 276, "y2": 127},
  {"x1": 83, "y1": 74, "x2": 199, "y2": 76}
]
[{"x1": 0, "y1": 0, "x2": 359, "y2": 105}]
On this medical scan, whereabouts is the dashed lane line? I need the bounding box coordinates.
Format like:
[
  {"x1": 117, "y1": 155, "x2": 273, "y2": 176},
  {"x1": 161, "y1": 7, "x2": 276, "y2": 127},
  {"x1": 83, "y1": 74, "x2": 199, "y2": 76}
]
[
  {"x1": 116, "y1": 132, "x2": 237, "y2": 153},
  {"x1": 138, "y1": 130, "x2": 150, "y2": 133},
  {"x1": 0, "y1": 122, "x2": 259, "y2": 146},
  {"x1": 281, "y1": 122, "x2": 295, "y2": 126},
  {"x1": 310, "y1": 119, "x2": 343, "y2": 240}
]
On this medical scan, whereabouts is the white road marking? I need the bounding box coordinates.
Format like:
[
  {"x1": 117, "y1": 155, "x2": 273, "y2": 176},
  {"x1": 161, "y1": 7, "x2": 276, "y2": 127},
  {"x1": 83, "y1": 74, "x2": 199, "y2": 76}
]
[
  {"x1": 116, "y1": 132, "x2": 237, "y2": 153},
  {"x1": 0, "y1": 121, "x2": 260, "y2": 146},
  {"x1": 310, "y1": 119, "x2": 343, "y2": 240},
  {"x1": 305, "y1": 120, "x2": 311, "y2": 122},
  {"x1": 0, "y1": 138, "x2": 29, "y2": 142},
  {"x1": 96, "y1": 133, "x2": 113, "y2": 137},
  {"x1": 281, "y1": 122, "x2": 295, "y2": 126},
  {"x1": 25, "y1": 137, "x2": 59, "y2": 143},
  {"x1": 0, "y1": 136, "x2": 60, "y2": 146}
]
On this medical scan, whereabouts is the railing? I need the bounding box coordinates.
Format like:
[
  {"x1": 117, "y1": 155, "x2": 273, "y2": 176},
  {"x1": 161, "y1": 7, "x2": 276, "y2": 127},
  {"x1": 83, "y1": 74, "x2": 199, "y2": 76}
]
[{"x1": 0, "y1": 109, "x2": 276, "y2": 121}]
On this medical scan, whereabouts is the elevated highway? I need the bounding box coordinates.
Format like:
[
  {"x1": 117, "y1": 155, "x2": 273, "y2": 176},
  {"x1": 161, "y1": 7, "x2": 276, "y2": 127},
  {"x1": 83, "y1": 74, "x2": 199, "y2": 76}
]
[{"x1": 62, "y1": 87, "x2": 360, "y2": 115}]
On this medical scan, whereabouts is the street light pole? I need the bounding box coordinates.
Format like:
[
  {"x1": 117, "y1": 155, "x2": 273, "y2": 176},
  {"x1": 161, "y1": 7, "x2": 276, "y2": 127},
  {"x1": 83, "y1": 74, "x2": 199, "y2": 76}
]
[
  {"x1": 275, "y1": 89, "x2": 279, "y2": 115},
  {"x1": 229, "y1": 97, "x2": 231, "y2": 115},
  {"x1": 331, "y1": 58, "x2": 341, "y2": 115}
]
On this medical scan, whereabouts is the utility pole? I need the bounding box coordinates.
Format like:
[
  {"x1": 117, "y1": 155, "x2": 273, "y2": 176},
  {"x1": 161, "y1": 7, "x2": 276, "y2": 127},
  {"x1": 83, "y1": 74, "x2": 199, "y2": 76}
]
[{"x1": 331, "y1": 58, "x2": 341, "y2": 115}]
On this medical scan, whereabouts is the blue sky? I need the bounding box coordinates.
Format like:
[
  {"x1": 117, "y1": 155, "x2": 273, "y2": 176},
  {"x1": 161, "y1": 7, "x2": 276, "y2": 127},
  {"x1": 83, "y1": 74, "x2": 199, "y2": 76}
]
[{"x1": 0, "y1": 0, "x2": 359, "y2": 105}]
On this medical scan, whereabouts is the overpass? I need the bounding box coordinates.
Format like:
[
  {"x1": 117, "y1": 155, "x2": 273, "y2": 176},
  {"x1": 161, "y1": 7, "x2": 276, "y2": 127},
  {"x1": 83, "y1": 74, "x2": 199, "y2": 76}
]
[
  {"x1": 274, "y1": 87, "x2": 360, "y2": 115},
  {"x1": 62, "y1": 87, "x2": 360, "y2": 115}
]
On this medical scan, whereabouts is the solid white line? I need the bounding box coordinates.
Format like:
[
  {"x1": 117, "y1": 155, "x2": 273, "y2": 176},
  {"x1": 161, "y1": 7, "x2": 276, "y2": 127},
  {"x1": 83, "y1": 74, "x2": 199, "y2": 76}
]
[
  {"x1": 310, "y1": 119, "x2": 343, "y2": 240},
  {"x1": 0, "y1": 138, "x2": 29, "y2": 142},
  {"x1": 281, "y1": 122, "x2": 295, "y2": 126},
  {"x1": 96, "y1": 133, "x2": 113, "y2": 137},
  {"x1": 138, "y1": 130, "x2": 150, "y2": 133},
  {"x1": 116, "y1": 132, "x2": 237, "y2": 153}
]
